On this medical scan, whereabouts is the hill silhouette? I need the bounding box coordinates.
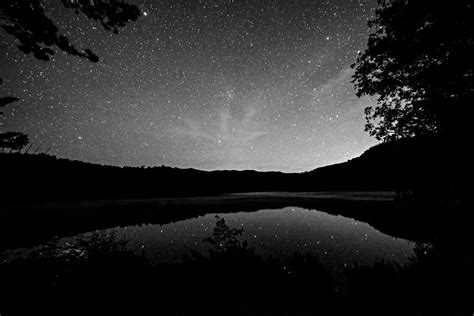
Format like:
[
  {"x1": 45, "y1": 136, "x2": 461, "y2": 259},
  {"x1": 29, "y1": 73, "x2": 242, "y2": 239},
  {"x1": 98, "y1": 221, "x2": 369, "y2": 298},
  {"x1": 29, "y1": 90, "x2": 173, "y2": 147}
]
[
  {"x1": 1, "y1": 134, "x2": 451, "y2": 203},
  {"x1": 306, "y1": 134, "x2": 449, "y2": 192},
  {"x1": 0, "y1": 134, "x2": 465, "y2": 258}
]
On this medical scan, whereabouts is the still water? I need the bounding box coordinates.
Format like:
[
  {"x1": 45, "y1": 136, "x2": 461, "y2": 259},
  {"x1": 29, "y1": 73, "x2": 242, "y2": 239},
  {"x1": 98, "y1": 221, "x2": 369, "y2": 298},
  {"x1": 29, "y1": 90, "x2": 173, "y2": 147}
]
[
  {"x1": 107, "y1": 206, "x2": 416, "y2": 269},
  {"x1": 1, "y1": 206, "x2": 416, "y2": 270}
]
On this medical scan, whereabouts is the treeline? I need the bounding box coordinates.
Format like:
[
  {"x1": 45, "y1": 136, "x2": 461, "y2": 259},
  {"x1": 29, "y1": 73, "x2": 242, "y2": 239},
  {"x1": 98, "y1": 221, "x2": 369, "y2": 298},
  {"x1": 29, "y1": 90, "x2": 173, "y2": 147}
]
[
  {"x1": 1, "y1": 153, "x2": 293, "y2": 201},
  {"x1": 0, "y1": 135, "x2": 452, "y2": 202}
]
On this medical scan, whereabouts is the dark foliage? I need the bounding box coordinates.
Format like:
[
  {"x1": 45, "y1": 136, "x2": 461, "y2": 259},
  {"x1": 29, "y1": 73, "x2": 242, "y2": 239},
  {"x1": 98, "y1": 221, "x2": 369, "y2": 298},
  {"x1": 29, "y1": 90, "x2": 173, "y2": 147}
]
[
  {"x1": 0, "y1": 95, "x2": 19, "y2": 110},
  {"x1": 0, "y1": 0, "x2": 140, "y2": 62},
  {"x1": 0, "y1": 131, "x2": 29, "y2": 152},
  {"x1": 0, "y1": 218, "x2": 337, "y2": 315},
  {"x1": 345, "y1": 240, "x2": 474, "y2": 315},
  {"x1": 1, "y1": 1, "x2": 140, "y2": 159},
  {"x1": 352, "y1": 0, "x2": 473, "y2": 141},
  {"x1": 0, "y1": 80, "x2": 29, "y2": 151},
  {"x1": 1, "y1": 217, "x2": 472, "y2": 315}
]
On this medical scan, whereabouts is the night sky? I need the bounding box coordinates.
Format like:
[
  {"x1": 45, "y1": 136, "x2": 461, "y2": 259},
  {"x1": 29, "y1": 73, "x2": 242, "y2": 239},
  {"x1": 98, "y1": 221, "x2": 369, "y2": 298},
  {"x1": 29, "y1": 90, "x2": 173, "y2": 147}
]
[{"x1": 0, "y1": 0, "x2": 379, "y2": 172}]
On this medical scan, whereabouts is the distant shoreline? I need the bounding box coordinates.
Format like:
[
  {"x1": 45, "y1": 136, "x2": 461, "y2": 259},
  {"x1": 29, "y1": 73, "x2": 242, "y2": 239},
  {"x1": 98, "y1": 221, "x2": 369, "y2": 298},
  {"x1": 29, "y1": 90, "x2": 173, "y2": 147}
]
[
  {"x1": 3, "y1": 191, "x2": 397, "y2": 209},
  {"x1": 1, "y1": 191, "x2": 445, "y2": 253}
]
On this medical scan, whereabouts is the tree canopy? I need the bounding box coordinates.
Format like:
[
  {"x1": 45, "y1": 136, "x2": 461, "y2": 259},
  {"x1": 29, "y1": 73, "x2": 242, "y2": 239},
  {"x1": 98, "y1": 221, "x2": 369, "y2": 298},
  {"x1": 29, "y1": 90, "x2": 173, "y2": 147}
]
[
  {"x1": 1, "y1": 0, "x2": 141, "y2": 153},
  {"x1": 0, "y1": 131, "x2": 29, "y2": 152},
  {"x1": 352, "y1": 0, "x2": 473, "y2": 141},
  {"x1": 0, "y1": 0, "x2": 140, "y2": 62}
]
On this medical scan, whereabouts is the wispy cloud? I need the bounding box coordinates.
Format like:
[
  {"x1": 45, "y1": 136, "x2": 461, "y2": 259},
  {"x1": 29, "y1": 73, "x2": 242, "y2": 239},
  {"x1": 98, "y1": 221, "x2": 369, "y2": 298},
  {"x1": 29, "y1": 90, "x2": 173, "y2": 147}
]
[
  {"x1": 171, "y1": 98, "x2": 268, "y2": 145},
  {"x1": 310, "y1": 67, "x2": 354, "y2": 98}
]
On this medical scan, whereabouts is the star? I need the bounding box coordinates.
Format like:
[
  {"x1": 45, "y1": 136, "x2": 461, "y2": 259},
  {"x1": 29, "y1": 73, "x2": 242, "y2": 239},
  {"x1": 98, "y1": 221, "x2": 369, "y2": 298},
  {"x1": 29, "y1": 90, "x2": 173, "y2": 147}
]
[{"x1": 1, "y1": 0, "x2": 378, "y2": 172}]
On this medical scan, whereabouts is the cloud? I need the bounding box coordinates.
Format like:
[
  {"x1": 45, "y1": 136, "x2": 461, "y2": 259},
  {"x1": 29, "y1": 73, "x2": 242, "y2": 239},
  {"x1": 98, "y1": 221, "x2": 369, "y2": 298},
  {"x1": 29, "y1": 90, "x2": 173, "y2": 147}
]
[
  {"x1": 171, "y1": 99, "x2": 268, "y2": 145},
  {"x1": 311, "y1": 67, "x2": 354, "y2": 97}
]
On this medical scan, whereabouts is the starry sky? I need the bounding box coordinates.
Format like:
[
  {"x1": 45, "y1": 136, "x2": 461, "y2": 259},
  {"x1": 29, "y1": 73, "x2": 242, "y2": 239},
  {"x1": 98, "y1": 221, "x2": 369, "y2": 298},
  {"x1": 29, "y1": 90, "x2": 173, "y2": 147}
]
[{"x1": 0, "y1": 0, "x2": 379, "y2": 172}]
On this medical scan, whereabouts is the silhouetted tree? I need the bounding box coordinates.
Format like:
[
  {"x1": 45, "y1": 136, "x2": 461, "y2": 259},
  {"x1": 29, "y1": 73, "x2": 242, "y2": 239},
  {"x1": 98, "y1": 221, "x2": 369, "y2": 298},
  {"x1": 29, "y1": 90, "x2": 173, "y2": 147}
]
[
  {"x1": 0, "y1": 79, "x2": 28, "y2": 151},
  {"x1": 352, "y1": 0, "x2": 473, "y2": 141},
  {"x1": 0, "y1": 0, "x2": 141, "y2": 62},
  {"x1": 0, "y1": 95, "x2": 19, "y2": 115},
  {"x1": 0, "y1": 131, "x2": 29, "y2": 152},
  {"x1": 0, "y1": 1, "x2": 141, "y2": 152}
]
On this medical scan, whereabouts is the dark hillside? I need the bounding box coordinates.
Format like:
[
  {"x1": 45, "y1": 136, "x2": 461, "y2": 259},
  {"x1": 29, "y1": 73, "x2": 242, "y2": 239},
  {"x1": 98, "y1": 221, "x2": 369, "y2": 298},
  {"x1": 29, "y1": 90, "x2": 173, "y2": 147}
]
[
  {"x1": 1, "y1": 135, "x2": 449, "y2": 203},
  {"x1": 304, "y1": 135, "x2": 445, "y2": 192}
]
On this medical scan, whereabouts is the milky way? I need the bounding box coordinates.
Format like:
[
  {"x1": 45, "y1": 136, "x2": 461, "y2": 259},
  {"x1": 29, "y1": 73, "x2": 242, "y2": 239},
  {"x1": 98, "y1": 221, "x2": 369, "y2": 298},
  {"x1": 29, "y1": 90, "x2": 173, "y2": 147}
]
[{"x1": 0, "y1": 0, "x2": 379, "y2": 172}]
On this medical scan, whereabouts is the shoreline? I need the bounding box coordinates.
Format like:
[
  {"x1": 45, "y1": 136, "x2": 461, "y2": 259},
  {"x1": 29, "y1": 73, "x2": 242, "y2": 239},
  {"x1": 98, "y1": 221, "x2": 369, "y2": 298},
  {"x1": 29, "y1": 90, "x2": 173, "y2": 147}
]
[{"x1": 0, "y1": 191, "x2": 447, "y2": 252}]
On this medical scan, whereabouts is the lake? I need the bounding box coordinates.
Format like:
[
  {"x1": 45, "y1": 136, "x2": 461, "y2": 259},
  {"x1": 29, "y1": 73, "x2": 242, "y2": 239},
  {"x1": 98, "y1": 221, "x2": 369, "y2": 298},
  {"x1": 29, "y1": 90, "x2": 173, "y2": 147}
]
[
  {"x1": 1, "y1": 205, "x2": 416, "y2": 272},
  {"x1": 112, "y1": 206, "x2": 415, "y2": 267},
  {"x1": 2, "y1": 200, "x2": 449, "y2": 315}
]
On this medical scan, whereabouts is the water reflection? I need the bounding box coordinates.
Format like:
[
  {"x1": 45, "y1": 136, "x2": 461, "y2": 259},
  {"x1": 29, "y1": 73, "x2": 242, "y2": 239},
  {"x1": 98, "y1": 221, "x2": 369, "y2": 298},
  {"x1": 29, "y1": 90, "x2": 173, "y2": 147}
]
[
  {"x1": 2, "y1": 207, "x2": 457, "y2": 315},
  {"x1": 111, "y1": 207, "x2": 415, "y2": 268}
]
